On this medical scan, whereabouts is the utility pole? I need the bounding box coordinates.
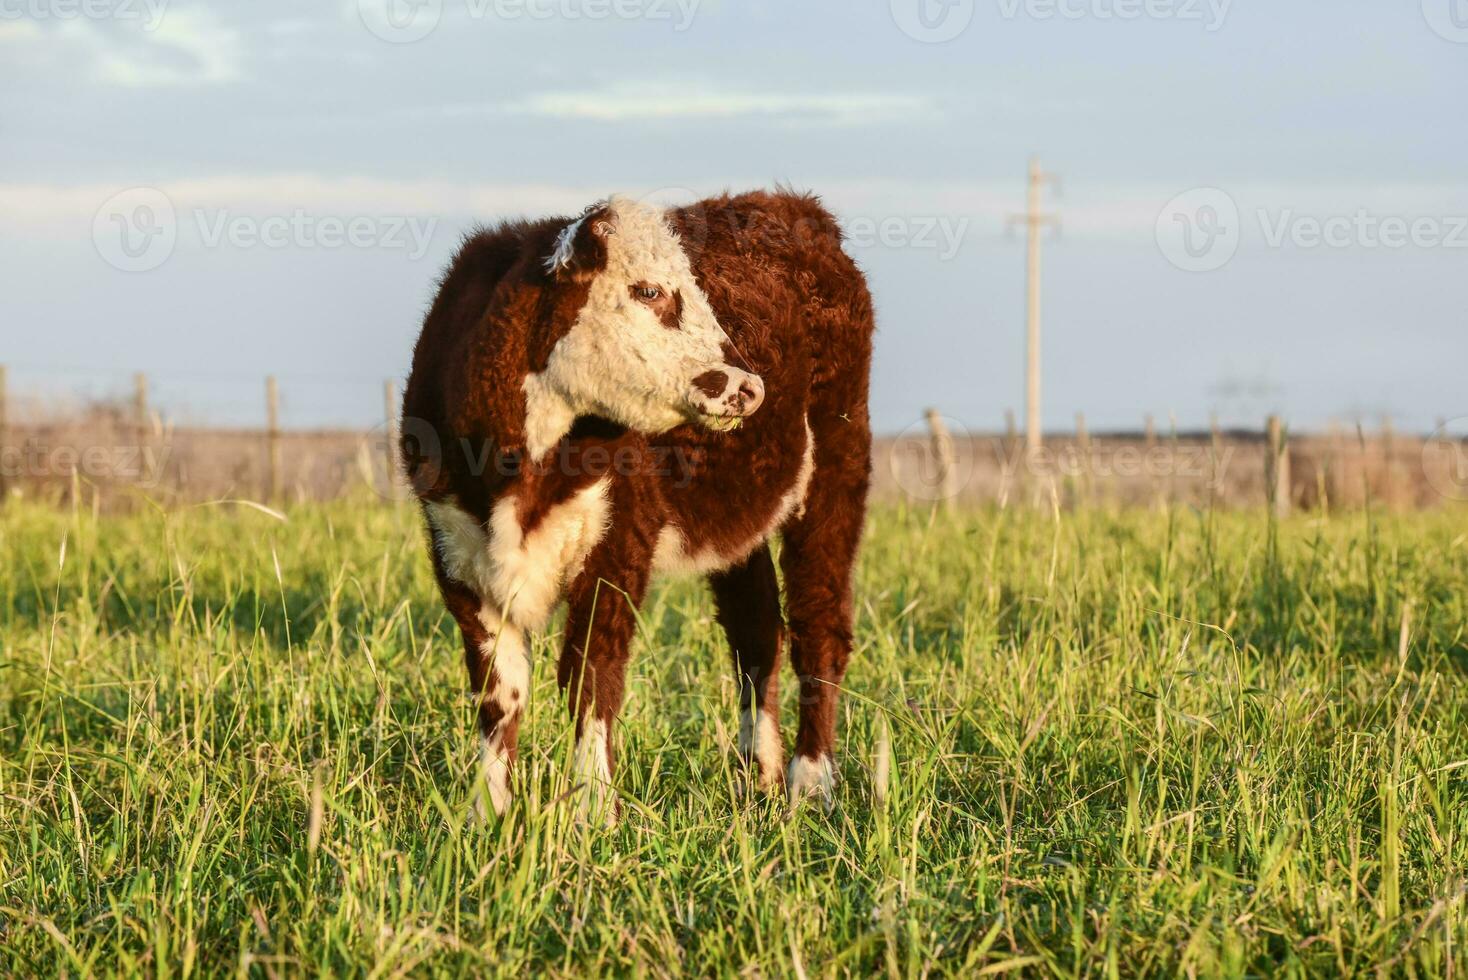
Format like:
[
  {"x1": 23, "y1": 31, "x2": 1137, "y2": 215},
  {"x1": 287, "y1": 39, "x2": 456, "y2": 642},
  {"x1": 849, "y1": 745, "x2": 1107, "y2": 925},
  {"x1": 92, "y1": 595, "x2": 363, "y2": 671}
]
[{"x1": 1009, "y1": 157, "x2": 1060, "y2": 456}]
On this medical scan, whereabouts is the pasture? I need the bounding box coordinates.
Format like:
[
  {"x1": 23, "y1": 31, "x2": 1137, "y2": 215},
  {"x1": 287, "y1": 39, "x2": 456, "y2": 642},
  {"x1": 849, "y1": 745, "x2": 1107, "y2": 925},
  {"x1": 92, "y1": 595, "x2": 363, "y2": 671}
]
[{"x1": 2, "y1": 498, "x2": 1466, "y2": 975}]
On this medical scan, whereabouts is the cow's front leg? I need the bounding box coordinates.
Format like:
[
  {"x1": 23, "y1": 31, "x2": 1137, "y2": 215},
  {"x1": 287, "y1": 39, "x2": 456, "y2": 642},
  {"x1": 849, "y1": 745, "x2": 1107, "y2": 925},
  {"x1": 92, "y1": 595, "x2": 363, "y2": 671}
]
[
  {"x1": 474, "y1": 602, "x2": 529, "y2": 818},
  {"x1": 556, "y1": 543, "x2": 651, "y2": 826},
  {"x1": 433, "y1": 564, "x2": 530, "y2": 820}
]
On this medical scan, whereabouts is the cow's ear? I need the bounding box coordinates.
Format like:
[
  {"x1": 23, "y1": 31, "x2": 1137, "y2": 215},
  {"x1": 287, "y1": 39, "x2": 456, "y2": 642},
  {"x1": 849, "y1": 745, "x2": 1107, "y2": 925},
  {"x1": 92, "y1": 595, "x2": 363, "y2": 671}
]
[{"x1": 549, "y1": 203, "x2": 615, "y2": 282}]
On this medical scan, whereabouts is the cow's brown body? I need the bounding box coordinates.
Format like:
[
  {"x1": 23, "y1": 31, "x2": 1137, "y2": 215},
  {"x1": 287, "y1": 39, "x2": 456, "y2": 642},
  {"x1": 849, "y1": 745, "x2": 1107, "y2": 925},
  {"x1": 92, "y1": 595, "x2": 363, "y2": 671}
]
[{"x1": 402, "y1": 189, "x2": 873, "y2": 814}]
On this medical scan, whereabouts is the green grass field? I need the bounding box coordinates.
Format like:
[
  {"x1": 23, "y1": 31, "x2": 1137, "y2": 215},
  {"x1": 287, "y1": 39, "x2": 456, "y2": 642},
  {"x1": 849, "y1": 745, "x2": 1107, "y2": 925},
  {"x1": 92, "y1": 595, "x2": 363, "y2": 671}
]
[{"x1": 2, "y1": 496, "x2": 1467, "y2": 976}]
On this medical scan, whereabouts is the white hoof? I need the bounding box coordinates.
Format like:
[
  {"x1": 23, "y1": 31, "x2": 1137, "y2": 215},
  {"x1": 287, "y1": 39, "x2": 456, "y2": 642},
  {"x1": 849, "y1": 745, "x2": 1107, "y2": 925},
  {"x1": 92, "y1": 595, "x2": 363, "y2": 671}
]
[
  {"x1": 474, "y1": 735, "x2": 512, "y2": 821},
  {"x1": 787, "y1": 754, "x2": 835, "y2": 806},
  {"x1": 738, "y1": 709, "x2": 786, "y2": 792},
  {"x1": 574, "y1": 719, "x2": 619, "y2": 827}
]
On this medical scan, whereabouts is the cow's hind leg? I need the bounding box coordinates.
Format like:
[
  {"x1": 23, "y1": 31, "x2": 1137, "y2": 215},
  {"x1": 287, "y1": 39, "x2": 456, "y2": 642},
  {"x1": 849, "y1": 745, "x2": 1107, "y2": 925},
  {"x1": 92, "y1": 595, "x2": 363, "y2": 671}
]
[
  {"x1": 709, "y1": 545, "x2": 785, "y2": 792},
  {"x1": 781, "y1": 422, "x2": 870, "y2": 804},
  {"x1": 435, "y1": 566, "x2": 530, "y2": 819}
]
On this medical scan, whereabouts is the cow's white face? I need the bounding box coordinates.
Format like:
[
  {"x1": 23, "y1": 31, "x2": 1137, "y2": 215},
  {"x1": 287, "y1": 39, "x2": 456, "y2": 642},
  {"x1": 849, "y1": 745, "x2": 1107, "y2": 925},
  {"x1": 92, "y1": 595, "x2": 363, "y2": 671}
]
[{"x1": 525, "y1": 196, "x2": 763, "y2": 450}]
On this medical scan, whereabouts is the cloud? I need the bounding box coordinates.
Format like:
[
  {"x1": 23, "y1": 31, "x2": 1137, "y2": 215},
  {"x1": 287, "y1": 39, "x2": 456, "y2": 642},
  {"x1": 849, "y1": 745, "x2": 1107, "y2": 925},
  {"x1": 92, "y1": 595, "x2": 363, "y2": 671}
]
[
  {"x1": 0, "y1": 20, "x2": 43, "y2": 42},
  {"x1": 264, "y1": 18, "x2": 317, "y2": 36},
  {"x1": 94, "y1": 10, "x2": 244, "y2": 86},
  {"x1": 499, "y1": 83, "x2": 937, "y2": 125},
  {"x1": 5, "y1": 9, "x2": 245, "y2": 88}
]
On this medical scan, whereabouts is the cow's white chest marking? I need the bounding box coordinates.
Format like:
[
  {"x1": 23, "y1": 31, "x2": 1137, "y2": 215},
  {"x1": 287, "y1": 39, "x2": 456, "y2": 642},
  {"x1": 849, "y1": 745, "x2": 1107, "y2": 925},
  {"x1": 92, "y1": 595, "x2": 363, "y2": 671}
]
[{"x1": 426, "y1": 477, "x2": 611, "y2": 628}]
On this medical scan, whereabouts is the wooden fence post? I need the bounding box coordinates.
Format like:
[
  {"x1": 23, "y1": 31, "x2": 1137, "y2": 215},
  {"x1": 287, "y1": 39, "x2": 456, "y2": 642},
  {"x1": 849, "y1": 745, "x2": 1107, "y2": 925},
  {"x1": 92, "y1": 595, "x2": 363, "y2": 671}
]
[
  {"x1": 1207, "y1": 412, "x2": 1223, "y2": 499},
  {"x1": 132, "y1": 373, "x2": 149, "y2": 492},
  {"x1": 1380, "y1": 416, "x2": 1397, "y2": 507},
  {"x1": 924, "y1": 408, "x2": 957, "y2": 512},
  {"x1": 1074, "y1": 411, "x2": 1092, "y2": 506},
  {"x1": 0, "y1": 364, "x2": 8, "y2": 503},
  {"x1": 266, "y1": 376, "x2": 282, "y2": 502},
  {"x1": 1143, "y1": 413, "x2": 1161, "y2": 508},
  {"x1": 1265, "y1": 414, "x2": 1290, "y2": 518},
  {"x1": 1321, "y1": 421, "x2": 1342, "y2": 511},
  {"x1": 384, "y1": 378, "x2": 400, "y2": 500},
  {"x1": 132, "y1": 372, "x2": 149, "y2": 436},
  {"x1": 1166, "y1": 410, "x2": 1180, "y2": 505},
  {"x1": 994, "y1": 409, "x2": 1016, "y2": 506}
]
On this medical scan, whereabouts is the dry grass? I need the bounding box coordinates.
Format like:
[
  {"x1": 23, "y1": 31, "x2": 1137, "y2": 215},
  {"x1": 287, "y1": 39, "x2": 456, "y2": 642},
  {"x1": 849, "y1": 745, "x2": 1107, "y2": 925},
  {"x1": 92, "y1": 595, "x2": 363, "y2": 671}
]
[{"x1": 5, "y1": 403, "x2": 1464, "y2": 513}]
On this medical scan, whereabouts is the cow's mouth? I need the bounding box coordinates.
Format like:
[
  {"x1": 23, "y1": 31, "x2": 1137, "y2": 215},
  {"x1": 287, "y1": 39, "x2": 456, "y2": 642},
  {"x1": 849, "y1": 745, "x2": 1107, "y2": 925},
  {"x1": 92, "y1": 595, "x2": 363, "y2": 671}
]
[{"x1": 695, "y1": 412, "x2": 745, "y2": 432}]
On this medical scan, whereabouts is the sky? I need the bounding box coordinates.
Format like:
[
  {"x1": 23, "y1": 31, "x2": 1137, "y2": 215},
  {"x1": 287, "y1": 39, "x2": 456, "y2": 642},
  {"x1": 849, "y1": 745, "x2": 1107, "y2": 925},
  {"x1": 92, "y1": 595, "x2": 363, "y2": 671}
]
[{"x1": 1, "y1": 0, "x2": 1464, "y2": 434}]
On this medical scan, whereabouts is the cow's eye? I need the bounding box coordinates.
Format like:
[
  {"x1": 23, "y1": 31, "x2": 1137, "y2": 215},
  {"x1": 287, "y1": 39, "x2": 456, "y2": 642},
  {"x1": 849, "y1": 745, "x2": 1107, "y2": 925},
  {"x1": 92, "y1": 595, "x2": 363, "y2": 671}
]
[{"x1": 633, "y1": 284, "x2": 661, "y2": 302}]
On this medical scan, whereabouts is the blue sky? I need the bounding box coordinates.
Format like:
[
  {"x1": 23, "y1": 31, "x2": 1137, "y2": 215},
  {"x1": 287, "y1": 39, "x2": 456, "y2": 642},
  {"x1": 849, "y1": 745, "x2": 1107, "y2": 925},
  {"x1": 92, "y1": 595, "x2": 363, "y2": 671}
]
[{"x1": 1, "y1": 0, "x2": 1464, "y2": 433}]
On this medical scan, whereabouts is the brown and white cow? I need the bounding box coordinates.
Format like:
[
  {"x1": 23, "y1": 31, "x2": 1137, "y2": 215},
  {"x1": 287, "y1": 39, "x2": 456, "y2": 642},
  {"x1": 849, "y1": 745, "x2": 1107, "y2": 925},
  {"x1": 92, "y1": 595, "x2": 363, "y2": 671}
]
[{"x1": 401, "y1": 189, "x2": 873, "y2": 820}]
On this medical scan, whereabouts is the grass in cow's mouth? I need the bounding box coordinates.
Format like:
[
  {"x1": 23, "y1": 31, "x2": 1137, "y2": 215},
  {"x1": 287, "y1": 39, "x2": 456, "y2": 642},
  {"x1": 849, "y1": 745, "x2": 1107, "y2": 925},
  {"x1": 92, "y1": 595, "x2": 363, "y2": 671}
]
[
  {"x1": 699, "y1": 413, "x2": 743, "y2": 431},
  {"x1": 3, "y1": 500, "x2": 1467, "y2": 974}
]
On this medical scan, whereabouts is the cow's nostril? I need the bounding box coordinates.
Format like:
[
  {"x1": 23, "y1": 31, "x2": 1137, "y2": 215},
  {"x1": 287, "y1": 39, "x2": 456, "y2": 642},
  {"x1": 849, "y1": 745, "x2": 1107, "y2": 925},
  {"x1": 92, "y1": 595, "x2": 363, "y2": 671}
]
[{"x1": 735, "y1": 376, "x2": 764, "y2": 414}]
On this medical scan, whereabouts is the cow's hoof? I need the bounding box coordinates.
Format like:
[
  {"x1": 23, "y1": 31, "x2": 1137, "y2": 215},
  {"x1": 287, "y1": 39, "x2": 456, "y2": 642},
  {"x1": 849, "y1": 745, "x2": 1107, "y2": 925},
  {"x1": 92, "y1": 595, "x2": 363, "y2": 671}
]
[
  {"x1": 786, "y1": 754, "x2": 835, "y2": 809},
  {"x1": 739, "y1": 710, "x2": 786, "y2": 795}
]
